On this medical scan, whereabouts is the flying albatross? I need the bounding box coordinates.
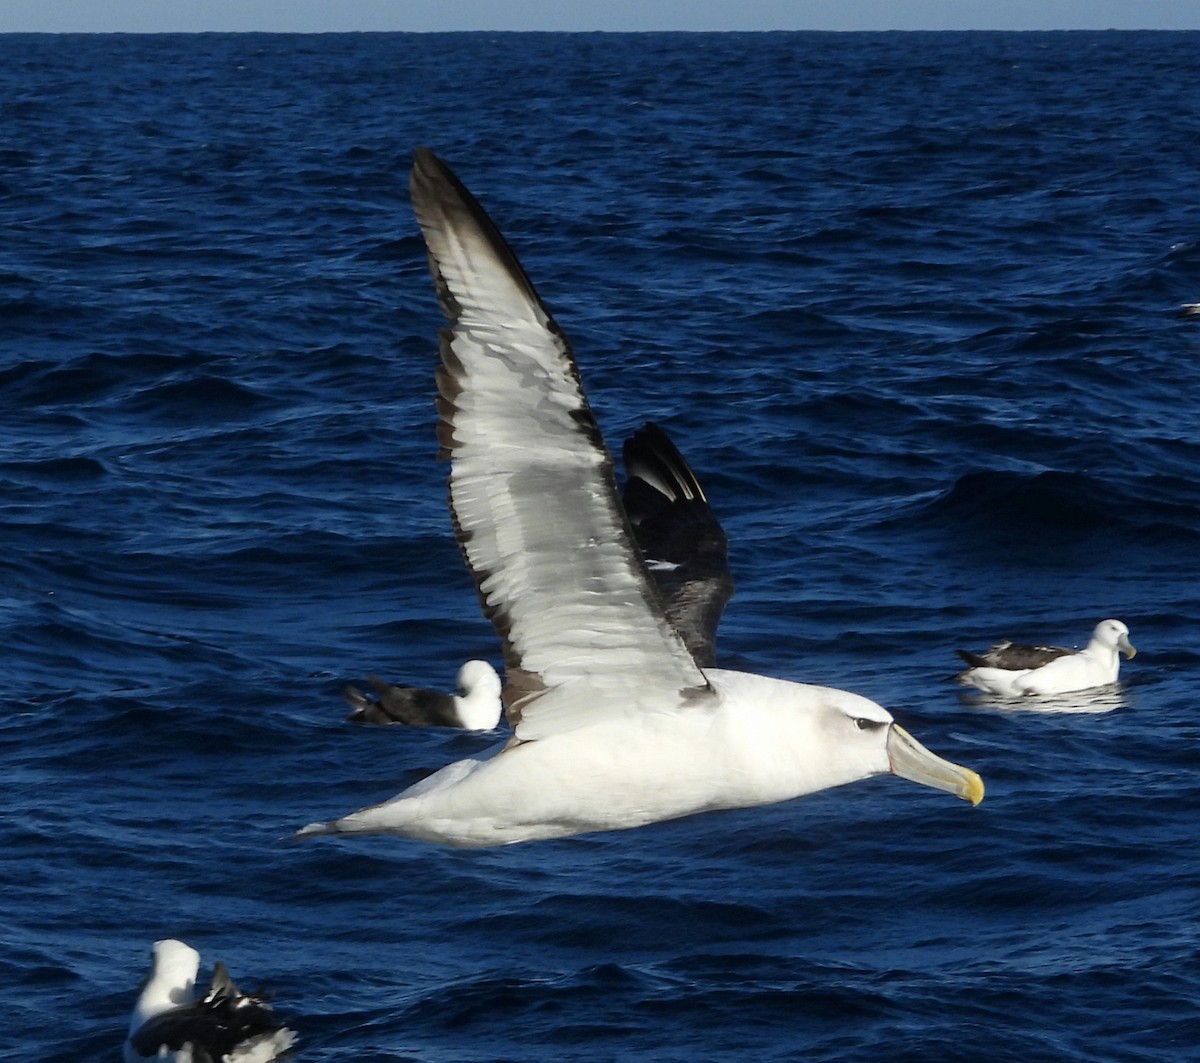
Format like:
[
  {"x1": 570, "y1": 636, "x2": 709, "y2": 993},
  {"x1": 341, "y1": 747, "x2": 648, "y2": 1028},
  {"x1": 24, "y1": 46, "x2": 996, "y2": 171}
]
[
  {"x1": 298, "y1": 147, "x2": 984, "y2": 848},
  {"x1": 955, "y1": 618, "x2": 1136, "y2": 697},
  {"x1": 344, "y1": 420, "x2": 733, "y2": 728},
  {"x1": 124, "y1": 939, "x2": 296, "y2": 1063}
]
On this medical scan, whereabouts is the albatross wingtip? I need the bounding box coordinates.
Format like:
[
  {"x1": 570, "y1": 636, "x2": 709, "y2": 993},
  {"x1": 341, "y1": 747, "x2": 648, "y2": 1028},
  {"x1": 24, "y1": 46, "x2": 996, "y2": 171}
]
[{"x1": 410, "y1": 146, "x2": 456, "y2": 193}]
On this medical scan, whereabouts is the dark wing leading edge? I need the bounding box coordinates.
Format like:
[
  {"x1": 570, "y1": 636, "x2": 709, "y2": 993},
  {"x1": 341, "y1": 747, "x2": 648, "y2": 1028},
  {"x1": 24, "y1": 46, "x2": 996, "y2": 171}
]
[
  {"x1": 623, "y1": 422, "x2": 733, "y2": 669},
  {"x1": 955, "y1": 640, "x2": 1073, "y2": 671},
  {"x1": 409, "y1": 148, "x2": 710, "y2": 741}
]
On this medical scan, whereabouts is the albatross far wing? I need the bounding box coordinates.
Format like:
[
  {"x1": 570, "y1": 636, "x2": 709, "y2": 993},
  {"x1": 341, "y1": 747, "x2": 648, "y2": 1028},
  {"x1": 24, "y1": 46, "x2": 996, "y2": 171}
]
[
  {"x1": 622, "y1": 422, "x2": 734, "y2": 668},
  {"x1": 409, "y1": 148, "x2": 709, "y2": 740},
  {"x1": 956, "y1": 641, "x2": 1072, "y2": 671}
]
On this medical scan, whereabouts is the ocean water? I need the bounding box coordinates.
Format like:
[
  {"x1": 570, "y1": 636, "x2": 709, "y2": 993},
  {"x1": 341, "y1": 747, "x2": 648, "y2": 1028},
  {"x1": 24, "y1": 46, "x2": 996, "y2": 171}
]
[{"x1": 2, "y1": 29, "x2": 1200, "y2": 1062}]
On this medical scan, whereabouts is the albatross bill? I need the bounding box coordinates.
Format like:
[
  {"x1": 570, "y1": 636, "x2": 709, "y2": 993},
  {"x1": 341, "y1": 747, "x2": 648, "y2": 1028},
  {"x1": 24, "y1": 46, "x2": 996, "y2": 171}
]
[{"x1": 297, "y1": 148, "x2": 983, "y2": 848}]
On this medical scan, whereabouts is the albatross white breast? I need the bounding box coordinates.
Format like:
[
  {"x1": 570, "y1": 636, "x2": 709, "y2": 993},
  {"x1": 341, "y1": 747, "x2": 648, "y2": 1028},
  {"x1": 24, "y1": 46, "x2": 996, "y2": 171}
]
[
  {"x1": 297, "y1": 148, "x2": 984, "y2": 849},
  {"x1": 955, "y1": 618, "x2": 1136, "y2": 697}
]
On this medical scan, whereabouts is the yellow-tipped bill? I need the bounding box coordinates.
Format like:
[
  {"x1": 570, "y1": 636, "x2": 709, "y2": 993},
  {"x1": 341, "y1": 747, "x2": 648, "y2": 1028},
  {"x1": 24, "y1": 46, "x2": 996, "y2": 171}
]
[{"x1": 887, "y1": 724, "x2": 984, "y2": 805}]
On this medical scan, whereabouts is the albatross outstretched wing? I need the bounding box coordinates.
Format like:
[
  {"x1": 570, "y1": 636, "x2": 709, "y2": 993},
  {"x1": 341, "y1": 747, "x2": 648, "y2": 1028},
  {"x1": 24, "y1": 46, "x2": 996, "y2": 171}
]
[{"x1": 409, "y1": 148, "x2": 710, "y2": 740}]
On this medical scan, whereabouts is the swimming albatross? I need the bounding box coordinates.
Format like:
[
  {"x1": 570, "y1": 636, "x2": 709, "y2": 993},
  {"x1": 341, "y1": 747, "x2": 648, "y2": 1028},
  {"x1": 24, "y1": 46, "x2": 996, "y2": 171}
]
[
  {"x1": 955, "y1": 618, "x2": 1136, "y2": 697},
  {"x1": 298, "y1": 148, "x2": 983, "y2": 848},
  {"x1": 345, "y1": 659, "x2": 503, "y2": 729},
  {"x1": 124, "y1": 939, "x2": 296, "y2": 1063}
]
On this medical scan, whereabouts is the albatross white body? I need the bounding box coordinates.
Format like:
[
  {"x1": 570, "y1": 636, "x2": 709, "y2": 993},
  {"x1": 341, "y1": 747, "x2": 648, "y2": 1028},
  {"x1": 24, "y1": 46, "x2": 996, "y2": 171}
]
[
  {"x1": 306, "y1": 669, "x2": 973, "y2": 847},
  {"x1": 298, "y1": 148, "x2": 983, "y2": 849}
]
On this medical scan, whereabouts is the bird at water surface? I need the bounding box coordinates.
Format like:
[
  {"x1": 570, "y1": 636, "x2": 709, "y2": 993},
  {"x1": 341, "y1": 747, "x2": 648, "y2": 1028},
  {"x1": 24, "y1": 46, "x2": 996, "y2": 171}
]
[
  {"x1": 124, "y1": 939, "x2": 295, "y2": 1063},
  {"x1": 955, "y1": 618, "x2": 1136, "y2": 698},
  {"x1": 345, "y1": 659, "x2": 503, "y2": 729}
]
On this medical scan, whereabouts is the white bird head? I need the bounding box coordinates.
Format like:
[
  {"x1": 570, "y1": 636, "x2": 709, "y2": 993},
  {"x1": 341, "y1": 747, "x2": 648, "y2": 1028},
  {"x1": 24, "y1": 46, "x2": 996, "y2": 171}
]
[
  {"x1": 1093, "y1": 619, "x2": 1136, "y2": 659},
  {"x1": 817, "y1": 691, "x2": 984, "y2": 806},
  {"x1": 454, "y1": 659, "x2": 503, "y2": 729},
  {"x1": 739, "y1": 677, "x2": 984, "y2": 808},
  {"x1": 456, "y1": 659, "x2": 501, "y2": 696}
]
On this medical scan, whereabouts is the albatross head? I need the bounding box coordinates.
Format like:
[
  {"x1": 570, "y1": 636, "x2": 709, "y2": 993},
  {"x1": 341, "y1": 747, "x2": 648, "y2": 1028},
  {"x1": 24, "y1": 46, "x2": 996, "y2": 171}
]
[
  {"x1": 751, "y1": 678, "x2": 984, "y2": 807},
  {"x1": 1092, "y1": 618, "x2": 1136, "y2": 659},
  {"x1": 454, "y1": 659, "x2": 503, "y2": 730},
  {"x1": 708, "y1": 671, "x2": 984, "y2": 808},
  {"x1": 807, "y1": 690, "x2": 984, "y2": 806}
]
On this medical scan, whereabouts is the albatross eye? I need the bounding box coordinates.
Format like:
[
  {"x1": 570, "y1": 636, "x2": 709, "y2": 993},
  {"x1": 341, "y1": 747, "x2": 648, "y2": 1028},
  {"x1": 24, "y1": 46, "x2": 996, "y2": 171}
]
[{"x1": 854, "y1": 718, "x2": 886, "y2": 732}]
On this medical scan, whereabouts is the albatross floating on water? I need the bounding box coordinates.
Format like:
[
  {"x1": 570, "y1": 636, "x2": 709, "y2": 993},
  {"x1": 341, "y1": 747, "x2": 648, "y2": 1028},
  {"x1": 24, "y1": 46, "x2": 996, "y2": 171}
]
[
  {"x1": 297, "y1": 148, "x2": 983, "y2": 848},
  {"x1": 344, "y1": 421, "x2": 731, "y2": 728},
  {"x1": 345, "y1": 659, "x2": 503, "y2": 729},
  {"x1": 955, "y1": 618, "x2": 1136, "y2": 697},
  {"x1": 124, "y1": 939, "x2": 296, "y2": 1063}
]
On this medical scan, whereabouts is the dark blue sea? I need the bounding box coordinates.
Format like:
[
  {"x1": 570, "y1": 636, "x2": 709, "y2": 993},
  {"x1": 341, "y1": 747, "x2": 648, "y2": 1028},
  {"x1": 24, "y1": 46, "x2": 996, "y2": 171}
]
[{"x1": 3, "y1": 29, "x2": 1199, "y2": 1062}]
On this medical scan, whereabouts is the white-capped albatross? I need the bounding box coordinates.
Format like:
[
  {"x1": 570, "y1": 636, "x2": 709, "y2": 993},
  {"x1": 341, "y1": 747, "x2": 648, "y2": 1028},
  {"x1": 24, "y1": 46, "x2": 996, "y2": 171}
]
[
  {"x1": 345, "y1": 659, "x2": 502, "y2": 729},
  {"x1": 124, "y1": 939, "x2": 296, "y2": 1063},
  {"x1": 955, "y1": 618, "x2": 1136, "y2": 697},
  {"x1": 296, "y1": 148, "x2": 983, "y2": 849}
]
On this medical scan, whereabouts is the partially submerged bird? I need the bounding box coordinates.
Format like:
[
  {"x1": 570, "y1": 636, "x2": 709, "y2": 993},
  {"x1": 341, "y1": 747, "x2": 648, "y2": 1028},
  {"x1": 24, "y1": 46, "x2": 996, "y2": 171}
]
[
  {"x1": 345, "y1": 658, "x2": 502, "y2": 729},
  {"x1": 297, "y1": 148, "x2": 983, "y2": 848},
  {"x1": 955, "y1": 618, "x2": 1136, "y2": 697},
  {"x1": 124, "y1": 939, "x2": 295, "y2": 1063}
]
